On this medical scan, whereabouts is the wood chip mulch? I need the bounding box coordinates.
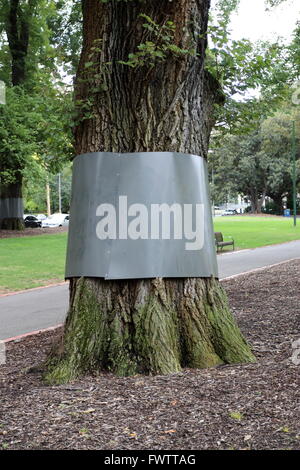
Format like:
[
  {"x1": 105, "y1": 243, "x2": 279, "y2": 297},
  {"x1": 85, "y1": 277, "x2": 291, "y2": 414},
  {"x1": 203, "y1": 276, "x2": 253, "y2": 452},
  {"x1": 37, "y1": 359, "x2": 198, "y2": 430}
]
[
  {"x1": 0, "y1": 261, "x2": 299, "y2": 450},
  {"x1": 0, "y1": 227, "x2": 68, "y2": 239}
]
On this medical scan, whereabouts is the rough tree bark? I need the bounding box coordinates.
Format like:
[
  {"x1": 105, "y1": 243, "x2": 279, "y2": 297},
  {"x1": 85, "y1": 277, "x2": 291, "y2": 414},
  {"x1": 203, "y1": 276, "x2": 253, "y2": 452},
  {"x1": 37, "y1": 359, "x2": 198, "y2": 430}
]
[{"x1": 45, "y1": 0, "x2": 255, "y2": 384}]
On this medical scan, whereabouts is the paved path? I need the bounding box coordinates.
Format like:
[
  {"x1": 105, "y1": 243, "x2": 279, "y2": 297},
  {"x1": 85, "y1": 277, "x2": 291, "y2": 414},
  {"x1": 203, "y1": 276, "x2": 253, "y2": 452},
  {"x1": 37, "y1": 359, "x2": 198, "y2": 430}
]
[
  {"x1": 0, "y1": 284, "x2": 68, "y2": 341},
  {"x1": 218, "y1": 240, "x2": 300, "y2": 279},
  {"x1": 1, "y1": 240, "x2": 299, "y2": 340}
]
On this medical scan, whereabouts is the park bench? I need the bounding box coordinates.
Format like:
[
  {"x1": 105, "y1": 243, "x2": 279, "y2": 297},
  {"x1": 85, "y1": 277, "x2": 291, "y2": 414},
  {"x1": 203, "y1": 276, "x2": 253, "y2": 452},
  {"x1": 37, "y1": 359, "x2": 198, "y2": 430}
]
[{"x1": 214, "y1": 232, "x2": 235, "y2": 252}]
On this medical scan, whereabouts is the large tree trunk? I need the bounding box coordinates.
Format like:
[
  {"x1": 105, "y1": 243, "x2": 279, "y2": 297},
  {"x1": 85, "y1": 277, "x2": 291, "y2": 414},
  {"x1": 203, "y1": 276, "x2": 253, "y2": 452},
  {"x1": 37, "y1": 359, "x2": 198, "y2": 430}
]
[{"x1": 45, "y1": 0, "x2": 255, "y2": 384}]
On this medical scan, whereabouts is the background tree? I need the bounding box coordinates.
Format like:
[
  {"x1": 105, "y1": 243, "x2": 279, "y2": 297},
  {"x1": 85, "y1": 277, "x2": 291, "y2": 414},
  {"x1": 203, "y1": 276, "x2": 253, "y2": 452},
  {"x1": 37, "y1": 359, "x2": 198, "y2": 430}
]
[
  {"x1": 47, "y1": 0, "x2": 83, "y2": 79},
  {"x1": 0, "y1": 0, "x2": 73, "y2": 229},
  {"x1": 0, "y1": 0, "x2": 34, "y2": 229},
  {"x1": 210, "y1": 130, "x2": 269, "y2": 213},
  {"x1": 209, "y1": 105, "x2": 300, "y2": 213},
  {"x1": 0, "y1": 0, "x2": 47, "y2": 228},
  {"x1": 0, "y1": 80, "x2": 72, "y2": 227},
  {"x1": 261, "y1": 109, "x2": 300, "y2": 213},
  {"x1": 207, "y1": 0, "x2": 289, "y2": 137},
  {"x1": 45, "y1": 0, "x2": 255, "y2": 384},
  {"x1": 23, "y1": 162, "x2": 72, "y2": 214}
]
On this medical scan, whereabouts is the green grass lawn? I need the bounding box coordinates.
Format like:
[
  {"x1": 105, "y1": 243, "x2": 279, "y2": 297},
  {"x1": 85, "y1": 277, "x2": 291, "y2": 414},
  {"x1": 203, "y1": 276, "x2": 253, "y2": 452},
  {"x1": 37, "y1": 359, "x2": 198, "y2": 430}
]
[
  {"x1": 213, "y1": 216, "x2": 300, "y2": 250},
  {"x1": 0, "y1": 216, "x2": 300, "y2": 293},
  {"x1": 0, "y1": 233, "x2": 68, "y2": 293}
]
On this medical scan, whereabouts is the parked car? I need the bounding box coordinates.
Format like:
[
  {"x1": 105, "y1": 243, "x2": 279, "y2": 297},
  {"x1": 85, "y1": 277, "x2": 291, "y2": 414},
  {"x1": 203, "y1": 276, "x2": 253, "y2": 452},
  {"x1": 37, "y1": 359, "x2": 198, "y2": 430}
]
[
  {"x1": 42, "y1": 213, "x2": 69, "y2": 228},
  {"x1": 35, "y1": 213, "x2": 47, "y2": 221},
  {"x1": 23, "y1": 213, "x2": 47, "y2": 221},
  {"x1": 222, "y1": 209, "x2": 238, "y2": 216},
  {"x1": 213, "y1": 207, "x2": 225, "y2": 217},
  {"x1": 24, "y1": 215, "x2": 42, "y2": 228}
]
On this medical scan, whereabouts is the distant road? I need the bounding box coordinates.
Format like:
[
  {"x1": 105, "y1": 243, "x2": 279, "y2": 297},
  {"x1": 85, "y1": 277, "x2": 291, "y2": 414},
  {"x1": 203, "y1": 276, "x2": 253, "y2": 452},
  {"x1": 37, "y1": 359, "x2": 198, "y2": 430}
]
[
  {"x1": 218, "y1": 240, "x2": 300, "y2": 279},
  {"x1": 1, "y1": 240, "x2": 300, "y2": 340}
]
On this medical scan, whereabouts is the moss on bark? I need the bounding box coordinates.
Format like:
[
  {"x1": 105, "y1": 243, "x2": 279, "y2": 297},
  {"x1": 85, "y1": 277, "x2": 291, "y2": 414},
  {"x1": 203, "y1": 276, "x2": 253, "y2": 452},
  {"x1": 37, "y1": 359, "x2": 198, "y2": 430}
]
[{"x1": 44, "y1": 277, "x2": 255, "y2": 385}]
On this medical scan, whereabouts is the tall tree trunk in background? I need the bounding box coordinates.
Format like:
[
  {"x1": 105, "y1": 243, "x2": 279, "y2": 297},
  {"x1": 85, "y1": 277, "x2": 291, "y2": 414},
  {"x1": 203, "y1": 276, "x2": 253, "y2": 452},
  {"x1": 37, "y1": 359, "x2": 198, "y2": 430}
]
[
  {"x1": 0, "y1": 0, "x2": 30, "y2": 230},
  {"x1": 250, "y1": 190, "x2": 266, "y2": 214},
  {"x1": 0, "y1": 174, "x2": 24, "y2": 230},
  {"x1": 45, "y1": 0, "x2": 255, "y2": 384},
  {"x1": 269, "y1": 193, "x2": 284, "y2": 215},
  {"x1": 258, "y1": 189, "x2": 267, "y2": 213},
  {"x1": 0, "y1": 170, "x2": 23, "y2": 230},
  {"x1": 7, "y1": 0, "x2": 30, "y2": 87}
]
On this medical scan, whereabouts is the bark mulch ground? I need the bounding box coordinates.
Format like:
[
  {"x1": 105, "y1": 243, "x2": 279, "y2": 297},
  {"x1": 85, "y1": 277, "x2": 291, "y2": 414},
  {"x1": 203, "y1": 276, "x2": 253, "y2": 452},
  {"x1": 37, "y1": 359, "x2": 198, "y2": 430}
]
[
  {"x1": 0, "y1": 227, "x2": 68, "y2": 239},
  {"x1": 0, "y1": 261, "x2": 299, "y2": 450}
]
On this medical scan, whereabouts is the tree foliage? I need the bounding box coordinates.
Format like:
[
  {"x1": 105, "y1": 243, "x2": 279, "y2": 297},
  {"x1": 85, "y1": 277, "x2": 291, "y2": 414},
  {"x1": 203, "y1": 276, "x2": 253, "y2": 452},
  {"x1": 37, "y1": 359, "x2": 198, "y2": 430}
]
[
  {"x1": 0, "y1": 83, "x2": 73, "y2": 184},
  {"x1": 209, "y1": 104, "x2": 300, "y2": 212},
  {"x1": 0, "y1": 0, "x2": 73, "y2": 224},
  {"x1": 207, "y1": 1, "x2": 297, "y2": 137}
]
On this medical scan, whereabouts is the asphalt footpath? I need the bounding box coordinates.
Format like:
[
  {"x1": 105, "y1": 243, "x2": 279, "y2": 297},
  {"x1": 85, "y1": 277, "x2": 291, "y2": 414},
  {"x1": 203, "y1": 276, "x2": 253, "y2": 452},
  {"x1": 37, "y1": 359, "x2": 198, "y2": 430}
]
[{"x1": 1, "y1": 240, "x2": 299, "y2": 341}]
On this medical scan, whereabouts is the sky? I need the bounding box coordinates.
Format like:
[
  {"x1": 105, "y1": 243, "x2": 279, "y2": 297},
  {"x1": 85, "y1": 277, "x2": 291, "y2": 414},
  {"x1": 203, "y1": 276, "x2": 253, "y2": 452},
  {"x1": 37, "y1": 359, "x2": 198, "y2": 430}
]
[
  {"x1": 210, "y1": 0, "x2": 300, "y2": 100},
  {"x1": 212, "y1": 0, "x2": 299, "y2": 43}
]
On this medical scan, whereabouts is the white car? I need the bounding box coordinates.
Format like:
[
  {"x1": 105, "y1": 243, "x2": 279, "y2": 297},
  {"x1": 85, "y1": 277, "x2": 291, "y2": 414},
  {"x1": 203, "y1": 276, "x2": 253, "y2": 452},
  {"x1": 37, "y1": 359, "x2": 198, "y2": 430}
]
[
  {"x1": 35, "y1": 213, "x2": 47, "y2": 221},
  {"x1": 222, "y1": 209, "x2": 238, "y2": 216},
  {"x1": 42, "y1": 213, "x2": 69, "y2": 228}
]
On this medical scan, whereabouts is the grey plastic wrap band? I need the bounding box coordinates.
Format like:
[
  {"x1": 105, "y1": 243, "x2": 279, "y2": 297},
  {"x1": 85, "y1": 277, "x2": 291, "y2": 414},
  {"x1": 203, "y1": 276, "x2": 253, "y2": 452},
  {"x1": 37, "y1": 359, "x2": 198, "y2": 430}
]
[
  {"x1": 65, "y1": 152, "x2": 218, "y2": 280},
  {"x1": 0, "y1": 198, "x2": 23, "y2": 219}
]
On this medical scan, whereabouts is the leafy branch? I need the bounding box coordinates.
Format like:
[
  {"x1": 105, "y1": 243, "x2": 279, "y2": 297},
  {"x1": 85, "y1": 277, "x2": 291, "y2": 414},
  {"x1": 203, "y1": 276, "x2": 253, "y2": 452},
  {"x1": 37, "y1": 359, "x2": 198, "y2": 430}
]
[{"x1": 118, "y1": 14, "x2": 196, "y2": 69}]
